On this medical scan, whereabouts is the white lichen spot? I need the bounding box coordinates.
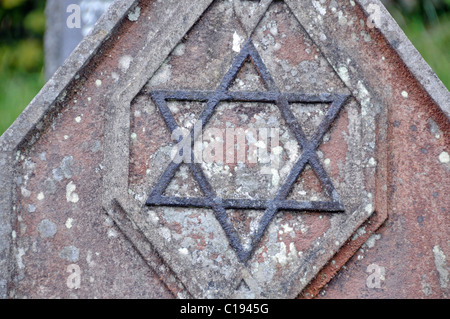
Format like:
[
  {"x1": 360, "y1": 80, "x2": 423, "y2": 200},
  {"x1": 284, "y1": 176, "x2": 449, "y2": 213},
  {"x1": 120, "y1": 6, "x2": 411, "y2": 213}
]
[
  {"x1": 368, "y1": 157, "x2": 377, "y2": 166},
  {"x1": 273, "y1": 242, "x2": 288, "y2": 265},
  {"x1": 111, "y1": 72, "x2": 119, "y2": 82},
  {"x1": 272, "y1": 146, "x2": 283, "y2": 155},
  {"x1": 119, "y1": 55, "x2": 133, "y2": 72},
  {"x1": 103, "y1": 216, "x2": 114, "y2": 227},
  {"x1": 338, "y1": 11, "x2": 348, "y2": 26},
  {"x1": 324, "y1": 158, "x2": 331, "y2": 166},
  {"x1": 422, "y1": 281, "x2": 432, "y2": 296},
  {"x1": 75, "y1": 116, "x2": 82, "y2": 123},
  {"x1": 352, "y1": 226, "x2": 366, "y2": 240},
  {"x1": 17, "y1": 247, "x2": 26, "y2": 269},
  {"x1": 338, "y1": 66, "x2": 350, "y2": 84},
  {"x1": 131, "y1": 133, "x2": 137, "y2": 140},
  {"x1": 365, "y1": 203, "x2": 373, "y2": 214},
  {"x1": 173, "y1": 43, "x2": 186, "y2": 56},
  {"x1": 232, "y1": 32, "x2": 243, "y2": 53},
  {"x1": 28, "y1": 204, "x2": 36, "y2": 213},
  {"x1": 66, "y1": 181, "x2": 79, "y2": 203},
  {"x1": 312, "y1": 0, "x2": 327, "y2": 15},
  {"x1": 21, "y1": 187, "x2": 31, "y2": 198},
  {"x1": 178, "y1": 248, "x2": 189, "y2": 256},
  {"x1": 65, "y1": 218, "x2": 74, "y2": 229},
  {"x1": 149, "y1": 63, "x2": 171, "y2": 85},
  {"x1": 438, "y1": 151, "x2": 449, "y2": 164},
  {"x1": 86, "y1": 250, "x2": 96, "y2": 268},
  {"x1": 64, "y1": 135, "x2": 69, "y2": 140},
  {"x1": 37, "y1": 192, "x2": 45, "y2": 201},
  {"x1": 281, "y1": 223, "x2": 293, "y2": 234},
  {"x1": 160, "y1": 227, "x2": 171, "y2": 242},
  {"x1": 432, "y1": 245, "x2": 448, "y2": 288},
  {"x1": 95, "y1": 79, "x2": 102, "y2": 87},
  {"x1": 128, "y1": 6, "x2": 141, "y2": 21},
  {"x1": 364, "y1": 234, "x2": 381, "y2": 248},
  {"x1": 255, "y1": 140, "x2": 266, "y2": 149},
  {"x1": 271, "y1": 169, "x2": 280, "y2": 187},
  {"x1": 401, "y1": 90, "x2": 409, "y2": 98},
  {"x1": 273, "y1": 242, "x2": 298, "y2": 266},
  {"x1": 107, "y1": 228, "x2": 118, "y2": 238},
  {"x1": 357, "y1": 81, "x2": 372, "y2": 111}
]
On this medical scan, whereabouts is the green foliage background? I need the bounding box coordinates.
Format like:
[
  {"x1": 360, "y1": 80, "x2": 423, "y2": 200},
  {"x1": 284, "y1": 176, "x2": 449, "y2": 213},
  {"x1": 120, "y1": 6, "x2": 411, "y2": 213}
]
[
  {"x1": 0, "y1": 0, "x2": 449, "y2": 135},
  {"x1": 0, "y1": 0, "x2": 45, "y2": 134}
]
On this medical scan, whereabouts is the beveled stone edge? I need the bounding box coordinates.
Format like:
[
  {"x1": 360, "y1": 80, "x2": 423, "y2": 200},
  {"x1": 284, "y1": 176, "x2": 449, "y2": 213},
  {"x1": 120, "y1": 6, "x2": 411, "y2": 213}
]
[
  {"x1": 357, "y1": 0, "x2": 449, "y2": 119},
  {"x1": 0, "y1": 0, "x2": 139, "y2": 299}
]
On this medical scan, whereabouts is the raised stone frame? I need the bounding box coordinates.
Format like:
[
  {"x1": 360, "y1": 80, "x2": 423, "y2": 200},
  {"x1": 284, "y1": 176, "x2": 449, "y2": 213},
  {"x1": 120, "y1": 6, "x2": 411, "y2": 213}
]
[{"x1": 1, "y1": 0, "x2": 449, "y2": 299}]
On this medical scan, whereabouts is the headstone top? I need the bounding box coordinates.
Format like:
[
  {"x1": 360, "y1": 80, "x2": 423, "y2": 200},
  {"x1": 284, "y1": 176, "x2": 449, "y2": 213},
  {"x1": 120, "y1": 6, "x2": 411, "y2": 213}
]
[{"x1": 1, "y1": 0, "x2": 449, "y2": 299}]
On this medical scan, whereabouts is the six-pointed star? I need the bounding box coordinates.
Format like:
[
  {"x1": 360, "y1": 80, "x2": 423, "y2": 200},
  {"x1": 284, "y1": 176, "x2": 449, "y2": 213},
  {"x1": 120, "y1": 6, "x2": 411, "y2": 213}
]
[{"x1": 146, "y1": 40, "x2": 349, "y2": 263}]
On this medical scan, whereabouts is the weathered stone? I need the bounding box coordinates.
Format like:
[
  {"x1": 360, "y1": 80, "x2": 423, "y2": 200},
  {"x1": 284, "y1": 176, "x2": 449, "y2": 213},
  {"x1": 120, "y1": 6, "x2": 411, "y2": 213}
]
[{"x1": 1, "y1": 0, "x2": 448, "y2": 299}]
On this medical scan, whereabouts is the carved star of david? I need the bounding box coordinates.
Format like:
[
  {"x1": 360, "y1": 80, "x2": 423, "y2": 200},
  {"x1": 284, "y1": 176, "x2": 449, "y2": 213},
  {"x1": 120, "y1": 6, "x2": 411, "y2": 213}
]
[{"x1": 146, "y1": 40, "x2": 349, "y2": 263}]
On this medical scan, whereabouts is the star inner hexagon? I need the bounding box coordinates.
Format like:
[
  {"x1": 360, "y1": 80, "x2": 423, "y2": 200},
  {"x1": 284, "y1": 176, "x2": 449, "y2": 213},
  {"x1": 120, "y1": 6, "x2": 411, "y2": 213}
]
[{"x1": 146, "y1": 40, "x2": 348, "y2": 263}]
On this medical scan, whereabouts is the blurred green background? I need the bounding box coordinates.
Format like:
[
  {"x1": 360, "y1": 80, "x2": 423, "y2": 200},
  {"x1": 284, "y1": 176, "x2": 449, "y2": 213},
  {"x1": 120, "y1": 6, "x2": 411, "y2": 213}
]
[
  {"x1": 0, "y1": 0, "x2": 449, "y2": 135},
  {"x1": 0, "y1": 0, "x2": 45, "y2": 134}
]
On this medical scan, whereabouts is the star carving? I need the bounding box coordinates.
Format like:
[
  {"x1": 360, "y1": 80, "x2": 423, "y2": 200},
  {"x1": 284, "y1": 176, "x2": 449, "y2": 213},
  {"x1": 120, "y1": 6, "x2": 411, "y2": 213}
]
[{"x1": 146, "y1": 40, "x2": 348, "y2": 263}]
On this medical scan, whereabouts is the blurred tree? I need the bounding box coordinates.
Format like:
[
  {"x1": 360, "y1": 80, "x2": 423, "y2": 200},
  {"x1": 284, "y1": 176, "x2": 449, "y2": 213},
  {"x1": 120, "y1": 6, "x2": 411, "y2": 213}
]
[
  {"x1": 382, "y1": 0, "x2": 450, "y2": 88},
  {"x1": 0, "y1": 0, "x2": 46, "y2": 72},
  {"x1": 382, "y1": 0, "x2": 450, "y2": 25},
  {"x1": 0, "y1": 0, "x2": 46, "y2": 133}
]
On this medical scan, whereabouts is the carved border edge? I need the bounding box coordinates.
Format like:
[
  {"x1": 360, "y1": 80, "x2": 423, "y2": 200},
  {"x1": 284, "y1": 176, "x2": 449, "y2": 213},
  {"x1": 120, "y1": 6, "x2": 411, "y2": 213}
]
[
  {"x1": 101, "y1": 0, "x2": 216, "y2": 299},
  {"x1": 0, "y1": 0, "x2": 141, "y2": 299},
  {"x1": 356, "y1": 0, "x2": 449, "y2": 119}
]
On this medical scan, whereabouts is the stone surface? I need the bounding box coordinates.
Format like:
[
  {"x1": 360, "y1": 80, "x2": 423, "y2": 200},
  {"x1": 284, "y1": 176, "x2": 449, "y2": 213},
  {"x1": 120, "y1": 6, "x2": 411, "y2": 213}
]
[{"x1": 1, "y1": 0, "x2": 448, "y2": 299}]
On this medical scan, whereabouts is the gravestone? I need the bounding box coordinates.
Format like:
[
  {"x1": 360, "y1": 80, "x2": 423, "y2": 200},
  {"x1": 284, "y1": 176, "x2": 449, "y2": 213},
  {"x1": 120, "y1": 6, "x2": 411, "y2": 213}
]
[
  {"x1": 1, "y1": 0, "x2": 449, "y2": 299},
  {"x1": 45, "y1": 0, "x2": 113, "y2": 79}
]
